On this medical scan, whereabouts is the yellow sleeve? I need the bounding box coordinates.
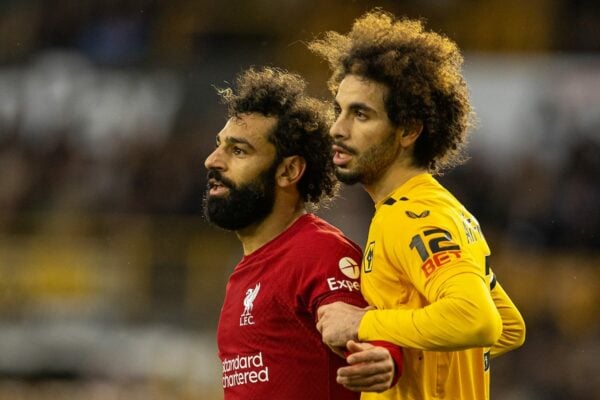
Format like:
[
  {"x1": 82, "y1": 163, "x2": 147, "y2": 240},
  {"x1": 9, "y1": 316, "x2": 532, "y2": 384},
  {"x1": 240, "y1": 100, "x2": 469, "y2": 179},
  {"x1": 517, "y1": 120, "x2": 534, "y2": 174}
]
[
  {"x1": 358, "y1": 212, "x2": 501, "y2": 350},
  {"x1": 358, "y1": 271, "x2": 502, "y2": 350},
  {"x1": 490, "y1": 280, "x2": 526, "y2": 358}
]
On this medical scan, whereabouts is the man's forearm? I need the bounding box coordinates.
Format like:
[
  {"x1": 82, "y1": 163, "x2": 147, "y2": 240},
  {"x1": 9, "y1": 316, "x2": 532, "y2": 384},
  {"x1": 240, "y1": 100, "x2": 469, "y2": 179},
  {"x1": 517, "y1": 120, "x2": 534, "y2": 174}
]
[{"x1": 358, "y1": 273, "x2": 502, "y2": 350}]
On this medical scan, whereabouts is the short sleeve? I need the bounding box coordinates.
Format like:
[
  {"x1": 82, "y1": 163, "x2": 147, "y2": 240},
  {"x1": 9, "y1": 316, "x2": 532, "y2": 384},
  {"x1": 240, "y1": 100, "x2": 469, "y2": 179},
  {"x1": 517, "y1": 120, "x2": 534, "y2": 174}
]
[{"x1": 295, "y1": 237, "x2": 366, "y2": 322}]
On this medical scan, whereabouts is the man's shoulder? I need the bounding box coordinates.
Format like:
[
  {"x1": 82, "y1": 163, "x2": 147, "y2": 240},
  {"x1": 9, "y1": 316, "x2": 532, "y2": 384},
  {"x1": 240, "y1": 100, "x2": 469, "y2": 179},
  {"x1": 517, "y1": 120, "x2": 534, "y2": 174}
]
[
  {"x1": 289, "y1": 215, "x2": 362, "y2": 263},
  {"x1": 297, "y1": 214, "x2": 359, "y2": 244},
  {"x1": 374, "y1": 191, "x2": 464, "y2": 240},
  {"x1": 377, "y1": 193, "x2": 447, "y2": 221}
]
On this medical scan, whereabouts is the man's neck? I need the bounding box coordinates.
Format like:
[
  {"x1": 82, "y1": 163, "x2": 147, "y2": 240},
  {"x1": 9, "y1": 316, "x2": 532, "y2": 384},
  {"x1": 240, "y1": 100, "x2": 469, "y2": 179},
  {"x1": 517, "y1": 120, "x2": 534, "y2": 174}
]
[
  {"x1": 363, "y1": 161, "x2": 427, "y2": 204},
  {"x1": 236, "y1": 202, "x2": 306, "y2": 255}
]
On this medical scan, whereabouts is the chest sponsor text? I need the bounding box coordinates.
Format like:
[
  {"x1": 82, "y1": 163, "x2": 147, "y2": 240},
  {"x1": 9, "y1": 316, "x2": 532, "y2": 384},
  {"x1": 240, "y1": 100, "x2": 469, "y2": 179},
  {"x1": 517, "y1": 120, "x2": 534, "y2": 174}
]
[{"x1": 222, "y1": 352, "x2": 269, "y2": 389}]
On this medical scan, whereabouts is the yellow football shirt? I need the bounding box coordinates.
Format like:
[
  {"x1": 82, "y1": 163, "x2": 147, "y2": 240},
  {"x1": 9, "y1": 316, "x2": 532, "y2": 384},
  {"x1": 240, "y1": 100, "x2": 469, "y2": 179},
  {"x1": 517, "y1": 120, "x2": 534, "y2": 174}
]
[{"x1": 358, "y1": 173, "x2": 509, "y2": 400}]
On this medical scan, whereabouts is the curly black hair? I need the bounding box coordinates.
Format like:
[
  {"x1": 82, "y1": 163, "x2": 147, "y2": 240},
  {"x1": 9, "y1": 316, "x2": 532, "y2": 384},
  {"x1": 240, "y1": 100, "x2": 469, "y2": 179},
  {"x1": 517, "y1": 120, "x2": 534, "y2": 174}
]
[
  {"x1": 217, "y1": 67, "x2": 338, "y2": 206},
  {"x1": 309, "y1": 10, "x2": 475, "y2": 173}
]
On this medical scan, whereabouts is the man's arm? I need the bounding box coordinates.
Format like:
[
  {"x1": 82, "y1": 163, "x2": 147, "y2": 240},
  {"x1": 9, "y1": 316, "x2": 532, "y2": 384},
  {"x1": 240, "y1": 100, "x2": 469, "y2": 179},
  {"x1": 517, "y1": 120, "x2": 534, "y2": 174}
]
[
  {"x1": 316, "y1": 302, "x2": 402, "y2": 392},
  {"x1": 490, "y1": 280, "x2": 526, "y2": 358},
  {"x1": 307, "y1": 233, "x2": 403, "y2": 393},
  {"x1": 336, "y1": 340, "x2": 399, "y2": 393},
  {"x1": 318, "y1": 272, "x2": 502, "y2": 350}
]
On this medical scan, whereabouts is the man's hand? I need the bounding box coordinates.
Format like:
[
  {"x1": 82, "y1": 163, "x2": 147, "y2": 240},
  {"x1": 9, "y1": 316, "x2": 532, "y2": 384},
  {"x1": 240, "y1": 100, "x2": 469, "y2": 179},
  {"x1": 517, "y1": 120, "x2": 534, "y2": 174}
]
[
  {"x1": 337, "y1": 340, "x2": 395, "y2": 393},
  {"x1": 316, "y1": 302, "x2": 371, "y2": 348}
]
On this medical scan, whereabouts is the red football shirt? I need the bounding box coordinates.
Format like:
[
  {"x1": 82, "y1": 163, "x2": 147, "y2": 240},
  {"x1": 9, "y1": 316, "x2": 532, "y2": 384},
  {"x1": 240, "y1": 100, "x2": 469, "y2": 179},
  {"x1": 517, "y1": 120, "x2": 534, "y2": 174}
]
[{"x1": 217, "y1": 214, "x2": 366, "y2": 400}]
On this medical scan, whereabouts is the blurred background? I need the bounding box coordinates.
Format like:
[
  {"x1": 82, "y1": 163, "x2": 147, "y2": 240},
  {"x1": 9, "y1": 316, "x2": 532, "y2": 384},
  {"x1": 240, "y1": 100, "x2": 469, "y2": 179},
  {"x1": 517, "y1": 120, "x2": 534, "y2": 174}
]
[{"x1": 0, "y1": 0, "x2": 598, "y2": 399}]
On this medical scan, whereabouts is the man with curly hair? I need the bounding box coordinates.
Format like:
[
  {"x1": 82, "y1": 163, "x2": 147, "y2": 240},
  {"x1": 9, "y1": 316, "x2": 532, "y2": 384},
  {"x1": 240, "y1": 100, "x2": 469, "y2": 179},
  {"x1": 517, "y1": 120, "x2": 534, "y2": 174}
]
[
  {"x1": 310, "y1": 11, "x2": 526, "y2": 400},
  {"x1": 204, "y1": 66, "x2": 403, "y2": 399}
]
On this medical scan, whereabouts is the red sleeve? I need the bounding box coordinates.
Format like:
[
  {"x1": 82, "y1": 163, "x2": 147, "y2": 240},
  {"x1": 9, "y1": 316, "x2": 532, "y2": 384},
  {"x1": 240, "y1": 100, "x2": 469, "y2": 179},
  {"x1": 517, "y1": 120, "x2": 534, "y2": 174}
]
[
  {"x1": 296, "y1": 235, "x2": 365, "y2": 322},
  {"x1": 368, "y1": 341, "x2": 403, "y2": 386},
  {"x1": 341, "y1": 340, "x2": 403, "y2": 386},
  {"x1": 299, "y1": 226, "x2": 404, "y2": 388},
  {"x1": 314, "y1": 291, "x2": 367, "y2": 313}
]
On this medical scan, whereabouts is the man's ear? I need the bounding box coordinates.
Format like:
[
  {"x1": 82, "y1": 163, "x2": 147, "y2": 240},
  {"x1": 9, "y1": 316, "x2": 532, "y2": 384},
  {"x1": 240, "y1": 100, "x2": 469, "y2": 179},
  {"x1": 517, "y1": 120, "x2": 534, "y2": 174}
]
[
  {"x1": 276, "y1": 155, "x2": 306, "y2": 187},
  {"x1": 399, "y1": 121, "x2": 423, "y2": 148}
]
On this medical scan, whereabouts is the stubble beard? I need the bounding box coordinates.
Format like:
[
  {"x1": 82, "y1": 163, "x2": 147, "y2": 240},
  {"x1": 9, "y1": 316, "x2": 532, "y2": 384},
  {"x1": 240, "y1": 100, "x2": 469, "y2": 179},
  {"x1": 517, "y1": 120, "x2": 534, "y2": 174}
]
[{"x1": 335, "y1": 128, "x2": 398, "y2": 186}]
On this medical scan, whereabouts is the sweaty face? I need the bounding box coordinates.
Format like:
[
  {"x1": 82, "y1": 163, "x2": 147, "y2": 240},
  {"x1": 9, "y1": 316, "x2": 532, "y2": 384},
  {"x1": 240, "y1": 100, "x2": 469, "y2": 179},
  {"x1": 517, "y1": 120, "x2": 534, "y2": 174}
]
[
  {"x1": 203, "y1": 114, "x2": 280, "y2": 231},
  {"x1": 330, "y1": 75, "x2": 400, "y2": 185}
]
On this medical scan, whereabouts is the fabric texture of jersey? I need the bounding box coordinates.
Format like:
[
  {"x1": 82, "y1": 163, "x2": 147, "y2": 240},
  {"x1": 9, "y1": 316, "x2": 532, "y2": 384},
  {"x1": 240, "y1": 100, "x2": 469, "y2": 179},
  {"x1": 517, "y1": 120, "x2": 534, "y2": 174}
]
[
  {"x1": 358, "y1": 173, "x2": 519, "y2": 400},
  {"x1": 217, "y1": 214, "x2": 365, "y2": 400}
]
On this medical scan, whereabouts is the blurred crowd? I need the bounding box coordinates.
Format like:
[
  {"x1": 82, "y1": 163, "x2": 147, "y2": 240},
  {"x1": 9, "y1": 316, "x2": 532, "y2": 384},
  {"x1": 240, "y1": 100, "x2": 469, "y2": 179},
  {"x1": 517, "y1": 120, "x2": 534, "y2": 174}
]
[
  {"x1": 0, "y1": 0, "x2": 599, "y2": 399},
  {"x1": 1, "y1": 52, "x2": 598, "y2": 251}
]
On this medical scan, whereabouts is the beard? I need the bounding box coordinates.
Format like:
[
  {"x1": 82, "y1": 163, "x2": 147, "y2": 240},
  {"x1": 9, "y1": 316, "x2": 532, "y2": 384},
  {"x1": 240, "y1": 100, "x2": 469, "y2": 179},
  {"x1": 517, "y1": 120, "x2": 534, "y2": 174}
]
[
  {"x1": 203, "y1": 162, "x2": 278, "y2": 231},
  {"x1": 335, "y1": 128, "x2": 398, "y2": 186}
]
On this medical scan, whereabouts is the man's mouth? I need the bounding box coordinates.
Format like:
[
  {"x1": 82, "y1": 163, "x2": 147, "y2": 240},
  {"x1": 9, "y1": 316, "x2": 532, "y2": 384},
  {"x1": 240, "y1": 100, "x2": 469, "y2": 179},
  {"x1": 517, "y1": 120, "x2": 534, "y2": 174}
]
[
  {"x1": 208, "y1": 179, "x2": 230, "y2": 196},
  {"x1": 332, "y1": 144, "x2": 354, "y2": 166}
]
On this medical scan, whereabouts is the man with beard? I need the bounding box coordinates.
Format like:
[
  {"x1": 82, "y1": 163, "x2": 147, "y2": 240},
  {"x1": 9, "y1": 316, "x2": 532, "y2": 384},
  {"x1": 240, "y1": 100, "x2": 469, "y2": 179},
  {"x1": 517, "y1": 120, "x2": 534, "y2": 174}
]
[
  {"x1": 203, "y1": 67, "x2": 402, "y2": 400},
  {"x1": 310, "y1": 10, "x2": 526, "y2": 400}
]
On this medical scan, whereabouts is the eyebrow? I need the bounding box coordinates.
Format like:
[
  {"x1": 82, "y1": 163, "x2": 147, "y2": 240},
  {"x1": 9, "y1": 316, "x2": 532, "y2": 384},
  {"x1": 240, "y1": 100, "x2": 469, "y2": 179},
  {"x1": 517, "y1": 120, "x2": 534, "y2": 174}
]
[
  {"x1": 334, "y1": 100, "x2": 378, "y2": 115},
  {"x1": 349, "y1": 102, "x2": 377, "y2": 114}
]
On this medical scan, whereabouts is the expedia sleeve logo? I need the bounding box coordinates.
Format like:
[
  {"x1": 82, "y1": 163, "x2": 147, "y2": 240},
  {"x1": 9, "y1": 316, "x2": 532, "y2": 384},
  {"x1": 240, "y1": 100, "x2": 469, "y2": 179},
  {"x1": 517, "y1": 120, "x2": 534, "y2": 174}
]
[
  {"x1": 326, "y1": 257, "x2": 361, "y2": 292},
  {"x1": 338, "y1": 256, "x2": 360, "y2": 279}
]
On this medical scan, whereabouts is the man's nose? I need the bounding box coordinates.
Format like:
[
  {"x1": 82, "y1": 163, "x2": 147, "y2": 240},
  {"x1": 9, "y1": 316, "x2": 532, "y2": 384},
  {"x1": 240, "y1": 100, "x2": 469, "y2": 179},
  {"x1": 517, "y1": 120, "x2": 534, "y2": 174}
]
[
  {"x1": 330, "y1": 115, "x2": 349, "y2": 140},
  {"x1": 204, "y1": 147, "x2": 226, "y2": 171}
]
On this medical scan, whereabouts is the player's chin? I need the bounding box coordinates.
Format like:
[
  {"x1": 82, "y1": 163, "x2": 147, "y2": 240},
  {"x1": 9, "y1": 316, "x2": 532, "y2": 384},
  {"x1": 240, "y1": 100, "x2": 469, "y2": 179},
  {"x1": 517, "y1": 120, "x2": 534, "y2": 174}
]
[
  {"x1": 334, "y1": 164, "x2": 354, "y2": 176},
  {"x1": 335, "y1": 167, "x2": 361, "y2": 185}
]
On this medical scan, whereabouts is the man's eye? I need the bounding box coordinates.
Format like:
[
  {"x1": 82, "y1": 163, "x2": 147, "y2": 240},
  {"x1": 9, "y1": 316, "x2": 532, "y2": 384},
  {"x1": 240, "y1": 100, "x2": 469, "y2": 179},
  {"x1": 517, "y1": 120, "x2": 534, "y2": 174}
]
[
  {"x1": 232, "y1": 147, "x2": 244, "y2": 155},
  {"x1": 355, "y1": 110, "x2": 367, "y2": 120}
]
